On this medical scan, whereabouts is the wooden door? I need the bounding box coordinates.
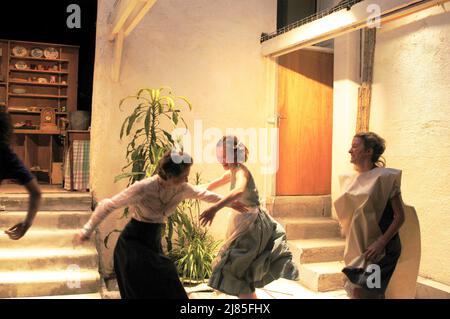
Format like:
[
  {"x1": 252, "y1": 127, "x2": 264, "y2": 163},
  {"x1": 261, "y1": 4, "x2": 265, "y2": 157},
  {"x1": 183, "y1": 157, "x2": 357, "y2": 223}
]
[{"x1": 276, "y1": 49, "x2": 333, "y2": 195}]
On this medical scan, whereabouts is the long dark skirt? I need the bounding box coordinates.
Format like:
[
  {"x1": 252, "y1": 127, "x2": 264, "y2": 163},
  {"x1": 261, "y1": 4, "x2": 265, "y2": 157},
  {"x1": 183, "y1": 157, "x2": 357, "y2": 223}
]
[
  {"x1": 342, "y1": 201, "x2": 402, "y2": 296},
  {"x1": 113, "y1": 218, "x2": 188, "y2": 299}
]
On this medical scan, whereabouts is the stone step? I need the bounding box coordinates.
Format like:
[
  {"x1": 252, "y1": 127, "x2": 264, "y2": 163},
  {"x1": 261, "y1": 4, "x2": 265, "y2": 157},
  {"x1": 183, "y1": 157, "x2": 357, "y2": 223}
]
[
  {"x1": 277, "y1": 217, "x2": 341, "y2": 239},
  {"x1": 288, "y1": 238, "x2": 346, "y2": 264},
  {"x1": 298, "y1": 261, "x2": 346, "y2": 292},
  {"x1": 0, "y1": 229, "x2": 91, "y2": 248},
  {"x1": 0, "y1": 193, "x2": 92, "y2": 211},
  {"x1": 0, "y1": 248, "x2": 98, "y2": 272},
  {"x1": 267, "y1": 195, "x2": 331, "y2": 218},
  {"x1": 0, "y1": 269, "x2": 101, "y2": 298},
  {"x1": 0, "y1": 211, "x2": 92, "y2": 229}
]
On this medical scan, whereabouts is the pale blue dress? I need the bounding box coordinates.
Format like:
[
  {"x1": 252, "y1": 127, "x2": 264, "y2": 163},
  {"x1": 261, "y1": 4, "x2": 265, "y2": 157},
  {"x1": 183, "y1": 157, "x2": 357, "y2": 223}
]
[{"x1": 208, "y1": 168, "x2": 299, "y2": 296}]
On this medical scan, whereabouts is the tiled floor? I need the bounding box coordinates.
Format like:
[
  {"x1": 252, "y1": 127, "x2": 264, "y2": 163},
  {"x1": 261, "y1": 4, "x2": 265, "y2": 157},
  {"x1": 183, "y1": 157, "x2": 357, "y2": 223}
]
[{"x1": 186, "y1": 278, "x2": 348, "y2": 299}]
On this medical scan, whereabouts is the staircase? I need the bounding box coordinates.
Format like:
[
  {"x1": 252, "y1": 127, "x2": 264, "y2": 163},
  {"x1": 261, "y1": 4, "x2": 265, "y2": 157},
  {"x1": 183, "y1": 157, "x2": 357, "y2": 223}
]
[
  {"x1": 0, "y1": 192, "x2": 101, "y2": 298},
  {"x1": 268, "y1": 196, "x2": 347, "y2": 293}
]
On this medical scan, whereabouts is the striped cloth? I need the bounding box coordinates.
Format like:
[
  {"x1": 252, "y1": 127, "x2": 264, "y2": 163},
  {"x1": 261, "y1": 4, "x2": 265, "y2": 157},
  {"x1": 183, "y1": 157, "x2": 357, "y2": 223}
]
[{"x1": 64, "y1": 140, "x2": 90, "y2": 191}]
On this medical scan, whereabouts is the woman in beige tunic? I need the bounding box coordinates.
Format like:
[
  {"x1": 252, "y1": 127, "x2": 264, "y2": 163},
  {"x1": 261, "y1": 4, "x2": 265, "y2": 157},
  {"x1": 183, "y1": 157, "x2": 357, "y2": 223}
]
[{"x1": 334, "y1": 132, "x2": 405, "y2": 299}]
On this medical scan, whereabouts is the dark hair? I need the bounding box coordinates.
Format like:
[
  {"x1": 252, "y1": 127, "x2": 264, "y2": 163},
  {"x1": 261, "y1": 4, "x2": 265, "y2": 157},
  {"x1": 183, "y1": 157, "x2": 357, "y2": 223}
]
[
  {"x1": 154, "y1": 150, "x2": 193, "y2": 180},
  {"x1": 0, "y1": 111, "x2": 13, "y2": 144},
  {"x1": 216, "y1": 135, "x2": 249, "y2": 164},
  {"x1": 354, "y1": 132, "x2": 386, "y2": 167}
]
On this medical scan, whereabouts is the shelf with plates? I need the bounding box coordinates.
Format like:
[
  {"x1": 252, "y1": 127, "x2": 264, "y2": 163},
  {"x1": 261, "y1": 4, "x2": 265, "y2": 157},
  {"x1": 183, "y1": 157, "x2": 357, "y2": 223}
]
[{"x1": 9, "y1": 56, "x2": 69, "y2": 63}]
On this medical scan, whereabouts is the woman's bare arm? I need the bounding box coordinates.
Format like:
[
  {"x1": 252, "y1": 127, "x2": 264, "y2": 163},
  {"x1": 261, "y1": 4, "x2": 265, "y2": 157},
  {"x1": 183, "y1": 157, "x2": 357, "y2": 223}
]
[
  {"x1": 5, "y1": 178, "x2": 41, "y2": 240},
  {"x1": 206, "y1": 171, "x2": 231, "y2": 191},
  {"x1": 364, "y1": 193, "x2": 405, "y2": 261},
  {"x1": 200, "y1": 169, "x2": 248, "y2": 226}
]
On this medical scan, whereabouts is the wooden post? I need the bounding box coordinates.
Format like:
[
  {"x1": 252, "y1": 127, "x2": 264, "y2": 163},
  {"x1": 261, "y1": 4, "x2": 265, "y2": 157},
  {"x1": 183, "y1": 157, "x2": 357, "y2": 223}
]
[
  {"x1": 356, "y1": 27, "x2": 376, "y2": 133},
  {"x1": 112, "y1": 29, "x2": 125, "y2": 82},
  {"x1": 110, "y1": 0, "x2": 157, "y2": 81}
]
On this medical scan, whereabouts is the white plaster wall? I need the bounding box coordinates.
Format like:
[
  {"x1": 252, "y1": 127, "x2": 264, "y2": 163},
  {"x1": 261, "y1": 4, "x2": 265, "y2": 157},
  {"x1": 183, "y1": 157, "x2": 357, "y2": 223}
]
[
  {"x1": 91, "y1": 0, "x2": 277, "y2": 275},
  {"x1": 331, "y1": 30, "x2": 360, "y2": 220},
  {"x1": 332, "y1": 5, "x2": 450, "y2": 285},
  {"x1": 370, "y1": 5, "x2": 450, "y2": 285}
]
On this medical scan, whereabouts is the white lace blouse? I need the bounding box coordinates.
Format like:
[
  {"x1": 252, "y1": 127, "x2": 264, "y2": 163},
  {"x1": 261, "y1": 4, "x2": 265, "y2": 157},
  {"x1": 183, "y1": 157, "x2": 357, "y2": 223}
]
[{"x1": 81, "y1": 175, "x2": 223, "y2": 237}]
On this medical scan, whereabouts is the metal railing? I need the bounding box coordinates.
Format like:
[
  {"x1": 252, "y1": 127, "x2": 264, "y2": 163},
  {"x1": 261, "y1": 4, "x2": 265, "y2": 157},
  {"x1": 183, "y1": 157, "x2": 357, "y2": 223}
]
[{"x1": 260, "y1": 0, "x2": 365, "y2": 43}]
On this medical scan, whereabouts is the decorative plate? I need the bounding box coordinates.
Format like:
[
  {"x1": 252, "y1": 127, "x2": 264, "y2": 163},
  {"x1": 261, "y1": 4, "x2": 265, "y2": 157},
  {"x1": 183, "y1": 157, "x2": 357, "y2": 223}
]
[
  {"x1": 12, "y1": 88, "x2": 27, "y2": 94},
  {"x1": 44, "y1": 47, "x2": 59, "y2": 59},
  {"x1": 12, "y1": 46, "x2": 28, "y2": 57},
  {"x1": 15, "y1": 61, "x2": 29, "y2": 70},
  {"x1": 30, "y1": 48, "x2": 44, "y2": 58}
]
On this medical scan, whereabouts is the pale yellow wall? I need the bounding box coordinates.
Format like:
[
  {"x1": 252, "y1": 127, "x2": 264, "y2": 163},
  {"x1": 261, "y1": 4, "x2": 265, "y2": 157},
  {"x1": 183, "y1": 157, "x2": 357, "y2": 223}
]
[
  {"x1": 332, "y1": 5, "x2": 450, "y2": 285},
  {"x1": 331, "y1": 31, "x2": 360, "y2": 220},
  {"x1": 91, "y1": 0, "x2": 277, "y2": 275},
  {"x1": 370, "y1": 5, "x2": 450, "y2": 285}
]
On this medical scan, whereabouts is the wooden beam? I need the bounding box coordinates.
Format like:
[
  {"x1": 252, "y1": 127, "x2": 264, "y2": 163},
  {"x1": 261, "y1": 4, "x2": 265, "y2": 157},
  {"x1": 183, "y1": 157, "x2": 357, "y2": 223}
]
[
  {"x1": 124, "y1": 0, "x2": 157, "y2": 37},
  {"x1": 112, "y1": 29, "x2": 125, "y2": 82},
  {"x1": 262, "y1": 0, "x2": 450, "y2": 57},
  {"x1": 356, "y1": 28, "x2": 376, "y2": 133},
  {"x1": 110, "y1": 0, "x2": 140, "y2": 41}
]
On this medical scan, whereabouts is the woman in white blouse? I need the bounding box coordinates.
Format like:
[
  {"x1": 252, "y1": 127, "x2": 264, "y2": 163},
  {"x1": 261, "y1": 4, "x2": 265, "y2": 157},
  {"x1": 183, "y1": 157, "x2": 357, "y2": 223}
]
[{"x1": 73, "y1": 151, "x2": 248, "y2": 299}]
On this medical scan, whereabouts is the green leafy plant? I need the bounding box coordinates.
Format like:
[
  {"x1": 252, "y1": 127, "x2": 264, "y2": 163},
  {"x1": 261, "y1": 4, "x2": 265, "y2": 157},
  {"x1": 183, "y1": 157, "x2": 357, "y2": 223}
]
[
  {"x1": 115, "y1": 86, "x2": 191, "y2": 188},
  {"x1": 104, "y1": 87, "x2": 191, "y2": 249},
  {"x1": 168, "y1": 172, "x2": 222, "y2": 283}
]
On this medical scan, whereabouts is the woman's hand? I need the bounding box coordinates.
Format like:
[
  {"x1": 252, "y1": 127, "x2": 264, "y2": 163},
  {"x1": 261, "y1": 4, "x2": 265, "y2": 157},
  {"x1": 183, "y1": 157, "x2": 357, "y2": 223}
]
[
  {"x1": 363, "y1": 238, "x2": 386, "y2": 262},
  {"x1": 5, "y1": 221, "x2": 32, "y2": 240},
  {"x1": 72, "y1": 232, "x2": 90, "y2": 248},
  {"x1": 200, "y1": 206, "x2": 220, "y2": 227}
]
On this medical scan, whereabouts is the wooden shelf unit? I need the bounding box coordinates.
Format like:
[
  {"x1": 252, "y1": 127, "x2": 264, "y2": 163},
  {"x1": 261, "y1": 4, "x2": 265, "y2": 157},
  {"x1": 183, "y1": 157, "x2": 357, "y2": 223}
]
[
  {"x1": 9, "y1": 80, "x2": 68, "y2": 87},
  {"x1": 9, "y1": 93, "x2": 68, "y2": 99},
  {"x1": 10, "y1": 56, "x2": 69, "y2": 63},
  {"x1": 0, "y1": 39, "x2": 79, "y2": 184}
]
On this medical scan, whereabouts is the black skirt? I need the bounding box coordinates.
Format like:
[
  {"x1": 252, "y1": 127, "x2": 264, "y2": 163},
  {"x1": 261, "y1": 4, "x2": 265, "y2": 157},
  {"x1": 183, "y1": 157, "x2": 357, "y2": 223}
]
[
  {"x1": 342, "y1": 201, "x2": 402, "y2": 295},
  {"x1": 113, "y1": 218, "x2": 188, "y2": 299}
]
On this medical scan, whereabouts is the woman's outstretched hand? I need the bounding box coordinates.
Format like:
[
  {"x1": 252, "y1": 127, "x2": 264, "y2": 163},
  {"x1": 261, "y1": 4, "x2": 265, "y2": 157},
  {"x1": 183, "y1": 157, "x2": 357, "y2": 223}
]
[
  {"x1": 72, "y1": 232, "x2": 90, "y2": 248},
  {"x1": 200, "y1": 201, "x2": 250, "y2": 227},
  {"x1": 5, "y1": 222, "x2": 31, "y2": 240},
  {"x1": 200, "y1": 206, "x2": 219, "y2": 227}
]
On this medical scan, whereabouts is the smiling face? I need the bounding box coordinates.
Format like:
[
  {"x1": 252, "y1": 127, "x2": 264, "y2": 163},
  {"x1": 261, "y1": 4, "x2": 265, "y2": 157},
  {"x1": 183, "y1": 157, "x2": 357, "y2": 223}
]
[{"x1": 349, "y1": 137, "x2": 373, "y2": 165}]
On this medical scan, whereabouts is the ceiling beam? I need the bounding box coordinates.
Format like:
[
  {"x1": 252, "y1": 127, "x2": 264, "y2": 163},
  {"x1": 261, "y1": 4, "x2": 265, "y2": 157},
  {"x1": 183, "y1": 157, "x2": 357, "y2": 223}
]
[
  {"x1": 124, "y1": 0, "x2": 157, "y2": 37},
  {"x1": 109, "y1": 0, "x2": 140, "y2": 41},
  {"x1": 109, "y1": 0, "x2": 157, "y2": 82}
]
